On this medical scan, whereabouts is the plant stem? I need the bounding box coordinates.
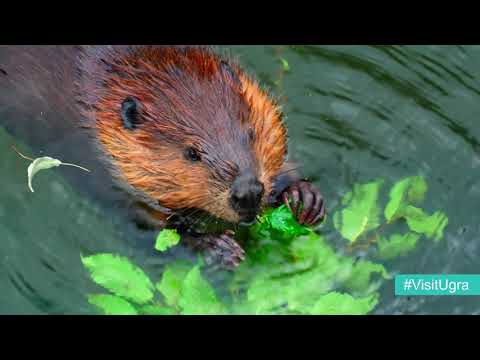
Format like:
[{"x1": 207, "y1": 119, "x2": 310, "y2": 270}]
[
  {"x1": 11, "y1": 145, "x2": 34, "y2": 161},
  {"x1": 60, "y1": 162, "x2": 91, "y2": 172}
]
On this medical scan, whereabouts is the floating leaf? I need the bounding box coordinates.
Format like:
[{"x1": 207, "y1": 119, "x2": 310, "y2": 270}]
[
  {"x1": 27, "y1": 157, "x2": 62, "y2": 192},
  {"x1": 88, "y1": 294, "x2": 138, "y2": 315},
  {"x1": 279, "y1": 58, "x2": 290, "y2": 72},
  {"x1": 231, "y1": 240, "x2": 338, "y2": 314},
  {"x1": 243, "y1": 234, "x2": 351, "y2": 314},
  {"x1": 233, "y1": 211, "x2": 384, "y2": 314},
  {"x1": 385, "y1": 176, "x2": 427, "y2": 223},
  {"x1": 156, "y1": 261, "x2": 191, "y2": 307},
  {"x1": 154, "y1": 229, "x2": 181, "y2": 252},
  {"x1": 246, "y1": 268, "x2": 333, "y2": 314},
  {"x1": 377, "y1": 232, "x2": 421, "y2": 260},
  {"x1": 228, "y1": 240, "x2": 290, "y2": 297},
  {"x1": 403, "y1": 206, "x2": 448, "y2": 242},
  {"x1": 138, "y1": 304, "x2": 176, "y2": 315},
  {"x1": 178, "y1": 265, "x2": 227, "y2": 315},
  {"x1": 344, "y1": 260, "x2": 389, "y2": 295},
  {"x1": 291, "y1": 232, "x2": 354, "y2": 281},
  {"x1": 333, "y1": 179, "x2": 384, "y2": 243},
  {"x1": 405, "y1": 177, "x2": 428, "y2": 203},
  {"x1": 82, "y1": 254, "x2": 154, "y2": 304},
  {"x1": 309, "y1": 292, "x2": 378, "y2": 315},
  {"x1": 290, "y1": 232, "x2": 335, "y2": 262},
  {"x1": 24, "y1": 154, "x2": 90, "y2": 193},
  {"x1": 80, "y1": 176, "x2": 444, "y2": 316}
]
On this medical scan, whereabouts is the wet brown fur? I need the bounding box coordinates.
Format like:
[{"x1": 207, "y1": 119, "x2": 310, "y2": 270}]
[{"x1": 75, "y1": 46, "x2": 288, "y2": 224}]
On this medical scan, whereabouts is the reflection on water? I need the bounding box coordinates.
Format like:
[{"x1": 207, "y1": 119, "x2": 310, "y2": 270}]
[{"x1": 1, "y1": 45, "x2": 479, "y2": 314}]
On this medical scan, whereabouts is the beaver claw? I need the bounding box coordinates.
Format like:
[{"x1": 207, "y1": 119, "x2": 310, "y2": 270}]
[
  {"x1": 282, "y1": 180, "x2": 326, "y2": 225},
  {"x1": 202, "y1": 231, "x2": 246, "y2": 270}
]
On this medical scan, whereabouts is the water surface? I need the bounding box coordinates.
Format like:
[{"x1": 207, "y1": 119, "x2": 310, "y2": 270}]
[{"x1": 1, "y1": 45, "x2": 479, "y2": 314}]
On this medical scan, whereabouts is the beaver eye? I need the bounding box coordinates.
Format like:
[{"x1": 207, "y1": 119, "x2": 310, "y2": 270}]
[
  {"x1": 121, "y1": 97, "x2": 142, "y2": 130},
  {"x1": 185, "y1": 147, "x2": 201, "y2": 162}
]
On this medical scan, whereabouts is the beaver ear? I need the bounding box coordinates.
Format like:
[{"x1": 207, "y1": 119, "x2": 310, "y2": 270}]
[{"x1": 121, "y1": 97, "x2": 142, "y2": 130}]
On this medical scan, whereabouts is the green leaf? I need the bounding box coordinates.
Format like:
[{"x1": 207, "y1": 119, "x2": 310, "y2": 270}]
[
  {"x1": 246, "y1": 268, "x2": 333, "y2": 314},
  {"x1": 228, "y1": 240, "x2": 290, "y2": 297},
  {"x1": 333, "y1": 179, "x2": 384, "y2": 243},
  {"x1": 178, "y1": 265, "x2": 227, "y2": 315},
  {"x1": 269, "y1": 205, "x2": 299, "y2": 233},
  {"x1": 384, "y1": 176, "x2": 427, "y2": 223},
  {"x1": 243, "y1": 233, "x2": 355, "y2": 314},
  {"x1": 290, "y1": 232, "x2": 335, "y2": 262},
  {"x1": 82, "y1": 254, "x2": 154, "y2": 304},
  {"x1": 403, "y1": 206, "x2": 448, "y2": 242},
  {"x1": 377, "y1": 232, "x2": 421, "y2": 260},
  {"x1": 138, "y1": 304, "x2": 176, "y2": 315},
  {"x1": 251, "y1": 205, "x2": 310, "y2": 241},
  {"x1": 407, "y1": 177, "x2": 428, "y2": 203},
  {"x1": 344, "y1": 260, "x2": 389, "y2": 295},
  {"x1": 309, "y1": 292, "x2": 378, "y2": 315},
  {"x1": 279, "y1": 58, "x2": 290, "y2": 72},
  {"x1": 156, "y1": 261, "x2": 191, "y2": 307},
  {"x1": 268, "y1": 205, "x2": 309, "y2": 235},
  {"x1": 234, "y1": 226, "x2": 384, "y2": 314},
  {"x1": 290, "y1": 232, "x2": 354, "y2": 281},
  {"x1": 155, "y1": 229, "x2": 181, "y2": 252},
  {"x1": 87, "y1": 294, "x2": 138, "y2": 315},
  {"x1": 27, "y1": 157, "x2": 62, "y2": 192}
]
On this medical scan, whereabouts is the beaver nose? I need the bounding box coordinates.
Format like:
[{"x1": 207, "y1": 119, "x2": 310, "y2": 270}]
[{"x1": 230, "y1": 172, "x2": 264, "y2": 222}]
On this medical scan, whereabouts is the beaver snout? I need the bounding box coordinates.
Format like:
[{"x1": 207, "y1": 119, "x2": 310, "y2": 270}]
[{"x1": 229, "y1": 172, "x2": 264, "y2": 224}]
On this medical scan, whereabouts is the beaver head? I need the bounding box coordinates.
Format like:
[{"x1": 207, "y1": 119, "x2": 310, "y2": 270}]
[{"x1": 77, "y1": 46, "x2": 287, "y2": 224}]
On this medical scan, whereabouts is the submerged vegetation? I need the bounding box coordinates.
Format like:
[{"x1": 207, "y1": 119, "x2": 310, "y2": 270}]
[{"x1": 82, "y1": 176, "x2": 448, "y2": 315}]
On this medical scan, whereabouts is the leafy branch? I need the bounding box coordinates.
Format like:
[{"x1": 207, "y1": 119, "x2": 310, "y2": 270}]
[
  {"x1": 334, "y1": 176, "x2": 448, "y2": 259},
  {"x1": 81, "y1": 176, "x2": 448, "y2": 315}
]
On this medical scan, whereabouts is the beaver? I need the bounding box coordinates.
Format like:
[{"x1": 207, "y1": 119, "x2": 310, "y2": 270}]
[{"x1": 0, "y1": 45, "x2": 325, "y2": 269}]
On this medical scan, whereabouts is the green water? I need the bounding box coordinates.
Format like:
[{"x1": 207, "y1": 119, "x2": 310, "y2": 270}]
[{"x1": 1, "y1": 45, "x2": 479, "y2": 314}]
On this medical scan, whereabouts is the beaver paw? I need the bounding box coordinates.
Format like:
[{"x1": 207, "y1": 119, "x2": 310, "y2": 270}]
[
  {"x1": 282, "y1": 180, "x2": 326, "y2": 225},
  {"x1": 203, "y1": 231, "x2": 246, "y2": 270}
]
